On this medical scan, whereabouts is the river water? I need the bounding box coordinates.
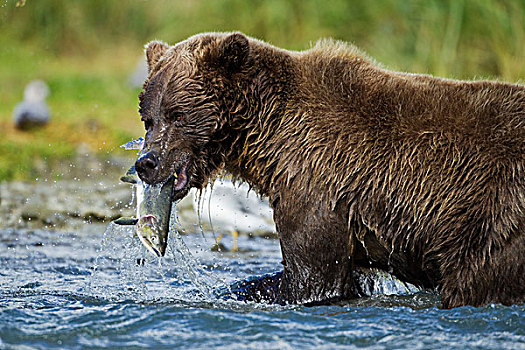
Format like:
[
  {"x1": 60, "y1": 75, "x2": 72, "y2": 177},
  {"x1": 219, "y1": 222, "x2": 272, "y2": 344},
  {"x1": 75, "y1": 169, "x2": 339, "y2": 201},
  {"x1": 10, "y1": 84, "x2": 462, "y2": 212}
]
[{"x1": 1, "y1": 224, "x2": 523, "y2": 349}]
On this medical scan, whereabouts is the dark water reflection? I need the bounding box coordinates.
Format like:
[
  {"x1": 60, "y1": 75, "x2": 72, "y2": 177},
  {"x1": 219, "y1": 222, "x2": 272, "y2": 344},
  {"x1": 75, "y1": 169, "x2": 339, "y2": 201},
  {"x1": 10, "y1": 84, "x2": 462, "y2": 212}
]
[{"x1": 0, "y1": 227, "x2": 523, "y2": 349}]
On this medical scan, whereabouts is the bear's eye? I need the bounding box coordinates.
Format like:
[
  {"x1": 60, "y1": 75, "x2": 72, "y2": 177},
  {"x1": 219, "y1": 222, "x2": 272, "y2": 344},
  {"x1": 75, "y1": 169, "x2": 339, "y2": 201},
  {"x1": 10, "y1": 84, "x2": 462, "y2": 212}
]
[{"x1": 170, "y1": 111, "x2": 185, "y2": 124}]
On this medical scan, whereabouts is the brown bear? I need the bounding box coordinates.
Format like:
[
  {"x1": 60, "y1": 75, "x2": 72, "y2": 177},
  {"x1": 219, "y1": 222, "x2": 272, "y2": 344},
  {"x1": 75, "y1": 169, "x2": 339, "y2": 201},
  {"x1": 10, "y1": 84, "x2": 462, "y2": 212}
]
[{"x1": 134, "y1": 32, "x2": 524, "y2": 308}]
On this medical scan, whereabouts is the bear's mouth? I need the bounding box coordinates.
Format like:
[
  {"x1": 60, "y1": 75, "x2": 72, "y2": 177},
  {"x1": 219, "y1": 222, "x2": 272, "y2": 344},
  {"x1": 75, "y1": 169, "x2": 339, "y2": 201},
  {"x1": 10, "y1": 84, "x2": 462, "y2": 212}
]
[{"x1": 171, "y1": 157, "x2": 192, "y2": 200}]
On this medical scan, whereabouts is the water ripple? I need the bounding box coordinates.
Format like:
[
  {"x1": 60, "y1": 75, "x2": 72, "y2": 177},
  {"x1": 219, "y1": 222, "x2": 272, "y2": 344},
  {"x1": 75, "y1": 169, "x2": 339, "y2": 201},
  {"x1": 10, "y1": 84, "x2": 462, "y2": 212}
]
[{"x1": 0, "y1": 228, "x2": 523, "y2": 349}]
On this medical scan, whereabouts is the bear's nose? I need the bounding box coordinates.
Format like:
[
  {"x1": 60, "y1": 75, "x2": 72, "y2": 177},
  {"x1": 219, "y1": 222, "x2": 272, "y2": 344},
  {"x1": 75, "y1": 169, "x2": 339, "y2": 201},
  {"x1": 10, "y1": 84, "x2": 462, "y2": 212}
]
[{"x1": 135, "y1": 150, "x2": 159, "y2": 183}]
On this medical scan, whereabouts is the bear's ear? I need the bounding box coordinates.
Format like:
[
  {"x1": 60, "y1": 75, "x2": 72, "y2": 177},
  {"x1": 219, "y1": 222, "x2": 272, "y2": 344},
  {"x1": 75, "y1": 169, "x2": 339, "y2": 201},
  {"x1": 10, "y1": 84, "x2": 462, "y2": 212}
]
[
  {"x1": 218, "y1": 33, "x2": 250, "y2": 73},
  {"x1": 144, "y1": 41, "x2": 169, "y2": 71}
]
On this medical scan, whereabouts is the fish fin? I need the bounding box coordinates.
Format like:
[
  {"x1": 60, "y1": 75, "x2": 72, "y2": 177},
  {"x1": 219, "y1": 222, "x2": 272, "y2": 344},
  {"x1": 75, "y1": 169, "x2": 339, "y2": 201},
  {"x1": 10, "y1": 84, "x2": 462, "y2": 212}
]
[
  {"x1": 120, "y1": 165, "x2": 139, "y2": 184},
  {"x1": 120, "y1": 137, "x2": 144, "y2": 150},
  {"x1": 114, "y1": 217, "x2": 139, "y2": 225}
]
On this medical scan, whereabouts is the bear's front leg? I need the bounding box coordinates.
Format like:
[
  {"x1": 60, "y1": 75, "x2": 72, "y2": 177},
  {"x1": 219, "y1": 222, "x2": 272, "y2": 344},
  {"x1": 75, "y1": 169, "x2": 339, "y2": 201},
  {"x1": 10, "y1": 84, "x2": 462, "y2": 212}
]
[{"x1": 273, "y1": 199, "x2": 356, "y2": 304}]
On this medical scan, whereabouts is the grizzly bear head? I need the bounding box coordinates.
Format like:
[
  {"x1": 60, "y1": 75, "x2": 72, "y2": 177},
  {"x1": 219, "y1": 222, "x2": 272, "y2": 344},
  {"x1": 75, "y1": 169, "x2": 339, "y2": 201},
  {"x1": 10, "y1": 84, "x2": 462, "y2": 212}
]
[{"x1": 135, "y1": 32, "x2": 263, "y2": 201}]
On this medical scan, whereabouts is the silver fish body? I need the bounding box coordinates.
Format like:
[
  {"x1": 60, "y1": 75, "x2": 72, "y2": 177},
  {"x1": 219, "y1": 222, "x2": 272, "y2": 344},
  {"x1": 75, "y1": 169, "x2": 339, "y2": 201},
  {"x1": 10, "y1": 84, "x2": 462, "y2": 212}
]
[{"x1": 134, "y1": 175, "x2": 175, "y2": 257}]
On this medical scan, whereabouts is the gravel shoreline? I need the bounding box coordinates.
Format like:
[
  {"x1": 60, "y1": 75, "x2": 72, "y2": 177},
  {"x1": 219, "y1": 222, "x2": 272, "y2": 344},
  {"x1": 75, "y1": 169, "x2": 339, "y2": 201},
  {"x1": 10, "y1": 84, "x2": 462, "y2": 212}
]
[{"x1": 0, "y1": 154, "x2": 134, "y2": 230}]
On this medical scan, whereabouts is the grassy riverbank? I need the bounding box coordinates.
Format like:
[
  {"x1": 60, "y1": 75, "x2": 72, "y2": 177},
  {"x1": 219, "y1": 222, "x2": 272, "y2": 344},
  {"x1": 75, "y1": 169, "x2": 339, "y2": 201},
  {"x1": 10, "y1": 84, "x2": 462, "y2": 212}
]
[
  {"x1": 0, "y1": 0, "x2": 523, "y2": 181},
  {"x1": 0, "y1": 42, "x2": 143, "y2": 180}
]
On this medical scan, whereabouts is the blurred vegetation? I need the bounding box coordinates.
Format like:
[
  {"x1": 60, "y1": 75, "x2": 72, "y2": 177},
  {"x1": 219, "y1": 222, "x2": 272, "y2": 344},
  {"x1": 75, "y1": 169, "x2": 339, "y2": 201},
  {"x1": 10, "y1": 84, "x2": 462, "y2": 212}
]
[{"x1": 0, "y1": 0, "x2": 524, "y2": 181}]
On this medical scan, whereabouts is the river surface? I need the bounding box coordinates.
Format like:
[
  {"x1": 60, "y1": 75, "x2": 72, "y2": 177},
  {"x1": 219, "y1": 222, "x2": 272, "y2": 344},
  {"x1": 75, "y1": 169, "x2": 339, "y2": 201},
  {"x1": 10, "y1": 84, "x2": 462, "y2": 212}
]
[{"x1": 1, "y1": 224, "x2": 524, "y2": 349}]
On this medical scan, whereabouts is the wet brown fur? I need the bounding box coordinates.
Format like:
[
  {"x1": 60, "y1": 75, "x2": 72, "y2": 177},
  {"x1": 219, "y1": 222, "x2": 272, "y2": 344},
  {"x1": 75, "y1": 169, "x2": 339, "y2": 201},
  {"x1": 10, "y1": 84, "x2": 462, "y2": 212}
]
[{"x1": 138, "y1": 32, "x2": 525, "y2": 308}]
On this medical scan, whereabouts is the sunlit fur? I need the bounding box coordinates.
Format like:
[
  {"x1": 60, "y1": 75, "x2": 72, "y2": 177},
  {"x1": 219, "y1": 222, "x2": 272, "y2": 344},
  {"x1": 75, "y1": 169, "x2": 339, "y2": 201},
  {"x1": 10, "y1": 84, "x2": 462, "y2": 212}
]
[{"x1": 139, "y1": 32, "x2": 524, "y2": 308}]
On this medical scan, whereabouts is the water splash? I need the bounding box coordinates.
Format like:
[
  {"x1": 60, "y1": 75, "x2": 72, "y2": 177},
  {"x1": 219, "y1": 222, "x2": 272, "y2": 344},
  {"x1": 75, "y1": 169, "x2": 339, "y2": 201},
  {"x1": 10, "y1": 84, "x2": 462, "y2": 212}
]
[
  {"x1": 354, "y1": 267, "x2": 420, "y2": 297},
  {"x1": 86, "y1": 206, "x2": 232, "y2": 304},
  {"x1": 169, "y1": 206, "x2": 231, "y2": 297},
  {"x1": 87, "y1": 223, "x2": 152, "y2": 301}
]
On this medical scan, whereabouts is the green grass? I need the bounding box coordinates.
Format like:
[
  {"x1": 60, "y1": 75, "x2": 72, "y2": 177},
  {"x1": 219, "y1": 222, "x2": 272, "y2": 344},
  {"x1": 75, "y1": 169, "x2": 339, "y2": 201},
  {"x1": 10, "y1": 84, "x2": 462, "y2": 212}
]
[{"x1": 0, "y1": 0, "x2": 523, "y2": 181}]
